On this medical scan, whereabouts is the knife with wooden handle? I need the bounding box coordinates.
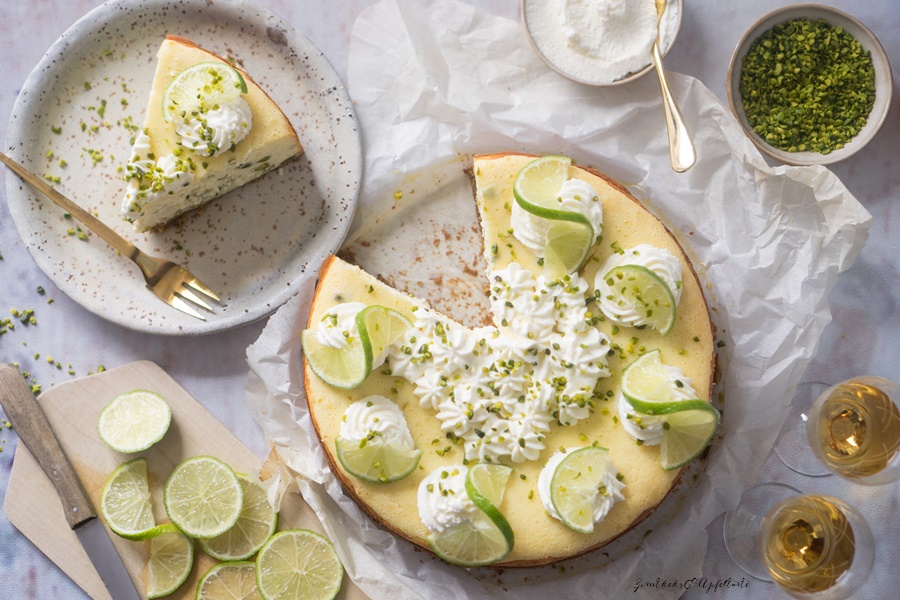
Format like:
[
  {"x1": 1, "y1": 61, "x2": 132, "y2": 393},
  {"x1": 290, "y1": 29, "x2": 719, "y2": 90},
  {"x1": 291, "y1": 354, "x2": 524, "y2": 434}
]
[{"x1": 0, "y1": 363, "x2": 141, "y2": 599}]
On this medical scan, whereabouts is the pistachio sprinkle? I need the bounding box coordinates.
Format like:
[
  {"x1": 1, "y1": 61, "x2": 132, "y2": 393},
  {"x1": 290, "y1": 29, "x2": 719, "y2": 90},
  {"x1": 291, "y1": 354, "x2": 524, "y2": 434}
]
[{"x1": 739, "y1": 18, "x2": 876, "y2": 154}]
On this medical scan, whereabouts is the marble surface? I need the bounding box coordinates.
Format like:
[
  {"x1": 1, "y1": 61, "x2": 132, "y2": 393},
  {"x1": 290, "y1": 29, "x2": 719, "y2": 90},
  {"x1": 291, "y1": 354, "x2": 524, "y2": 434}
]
[{"x1": 0, "y1": 1, "x2": 897, "y2": 598}]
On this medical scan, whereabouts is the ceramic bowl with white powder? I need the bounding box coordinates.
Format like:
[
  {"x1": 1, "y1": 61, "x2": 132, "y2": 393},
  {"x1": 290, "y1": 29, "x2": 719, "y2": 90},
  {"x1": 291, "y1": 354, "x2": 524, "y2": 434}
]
[{"x1": 522, "y1": 0, "x2": 682, "y2": 86}]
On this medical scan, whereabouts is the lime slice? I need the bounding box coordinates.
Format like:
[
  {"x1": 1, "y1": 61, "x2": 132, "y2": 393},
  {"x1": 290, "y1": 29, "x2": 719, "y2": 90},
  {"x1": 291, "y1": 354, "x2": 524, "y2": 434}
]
[
  {"x1": 164, "y1": 456, "x2": 243, "y2": 539},
  {"x1": 198, "y1": 477, "x2": 277, "y2": 561},
  {"x1": 196, "y1": 561, "x2": 262, "y2": 600},
  {"x1": 356, "y1": 305, "x2": 411, "y2": 370},
  {"x1": 466, "y1": 463, "x2": 512, "y2": 507},
  {"x1": 255, "y1": 529, "x2": 344, "y2": 600},
  {"x1": 101, "y1": 458, "x2": 161, "y2": 541},
  {"x1": 162, "y1": 61, "x2": 248, "y2": 122},
  {"x1": 428, "y1": 511, "x2": 513, "y2": 567},
  {"x1": 301, "y1": 328, "x2": 368, "y2": 390},
  {"x1": 335, "y1": 435, "x2": 421, "y2": 484},
  {"x1": 604, "y1": 265, "x2": 676, "y2": 335},
  {"x1": 549, "y1": 446, "x2": 612, "y2": 534},
  {"x1": 621, "y1": 350, "x2": 699, "y2": 415},
  {"x1": 543, "y1": 219, "x2": 595, "y2": 280},
  {"x1": 512, "y1": 155, "x2": 575, "y2": 219},
  {"x1": 148, "y1": 524, "x2": 194, "y2": 599},
  {"x1": 97, "y1": 389, "x2": 172, "y2": 454},
  {"x1": 660, "y1": 402, "x2": 719, "y2": 471}
]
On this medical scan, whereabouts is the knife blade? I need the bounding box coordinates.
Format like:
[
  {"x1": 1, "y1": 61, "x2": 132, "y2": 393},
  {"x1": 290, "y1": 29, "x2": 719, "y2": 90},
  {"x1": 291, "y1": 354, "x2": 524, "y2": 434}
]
[{"x1": 0, "y1": 363, "x2": 141, "y2": 600}]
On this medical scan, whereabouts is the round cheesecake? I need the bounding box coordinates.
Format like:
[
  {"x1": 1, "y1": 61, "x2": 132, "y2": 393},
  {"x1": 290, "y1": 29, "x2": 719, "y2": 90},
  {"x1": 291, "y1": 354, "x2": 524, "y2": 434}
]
[{"x1": 303, "y1": 153, "x2": 716, "y2": 566}]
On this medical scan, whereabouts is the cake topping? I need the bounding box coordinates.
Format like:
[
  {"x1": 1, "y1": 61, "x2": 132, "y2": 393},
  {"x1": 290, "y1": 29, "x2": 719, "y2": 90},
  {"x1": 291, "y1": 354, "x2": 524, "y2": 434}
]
[
  {"x1": 594, "y1": 243, "x2": 682, "y2": 330},
  {"x1": 511, "y1": 175, "x2": 603, "y2": 256},
  {"x1": 175, "y1": 96, "x2": 253, "y2": 157},
  {"x1": 538, "y1": 446, "x2": 625, "y2": 533},
  {"x1": 616, "y1": 362, "x2": 696, "y2": 446},
  {"x1": 417, "y1": 465, "x2": 476, "y2": 534}
]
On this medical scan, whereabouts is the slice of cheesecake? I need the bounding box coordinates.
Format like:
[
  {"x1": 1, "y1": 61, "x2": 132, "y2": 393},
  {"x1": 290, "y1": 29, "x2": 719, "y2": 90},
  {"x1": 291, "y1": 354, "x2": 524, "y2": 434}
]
[{"x1": 121, "y1": 35, "x2": 302, "y2": 231}]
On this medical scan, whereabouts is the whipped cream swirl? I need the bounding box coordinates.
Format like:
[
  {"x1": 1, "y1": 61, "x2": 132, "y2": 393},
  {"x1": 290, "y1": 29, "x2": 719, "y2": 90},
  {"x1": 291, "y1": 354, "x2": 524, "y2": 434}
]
[
  {"x1": 338, "y1": 395, "x2": 416, "y2": 450},
  {"x1": 417, "y1": 464, "x2": 477, "y2": 534},
  {"x1": 386, "y1": 262, "x2": 610, "y2": 464},
  {"x1": 175, "y1": 96, "x2": 253, "y2": 158},
  {"x1": 594, "y1": 243, "x2": 683, "y2": 327},
  {"x1": 537, "y1": 447, "x2": 625, "y2": 525},
  {"x1": 120, "y1": 136, "x2": 195, "y2": 220}
]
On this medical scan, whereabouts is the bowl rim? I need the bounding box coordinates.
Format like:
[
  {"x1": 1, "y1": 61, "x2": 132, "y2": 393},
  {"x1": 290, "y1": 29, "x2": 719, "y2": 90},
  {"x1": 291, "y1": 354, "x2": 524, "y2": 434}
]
[
  {"x1": 726, "y1": 3, "x2": 893, "y2": 166},
  {"x1": 521, "y1": 0, "x2": 684, "y2": 87}
]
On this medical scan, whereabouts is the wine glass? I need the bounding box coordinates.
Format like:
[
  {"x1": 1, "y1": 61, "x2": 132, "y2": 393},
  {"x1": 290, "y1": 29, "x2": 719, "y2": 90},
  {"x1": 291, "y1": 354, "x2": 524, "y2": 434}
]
[
  {"x1": 725, "y1": 484, "x2": 874, "y2": 599},
  {"x1": 805, "y1": 376, "x2": 900, "y2": 485},
  {"x1": 774, "y1": 381, "x2": 834, "y2": 477}
]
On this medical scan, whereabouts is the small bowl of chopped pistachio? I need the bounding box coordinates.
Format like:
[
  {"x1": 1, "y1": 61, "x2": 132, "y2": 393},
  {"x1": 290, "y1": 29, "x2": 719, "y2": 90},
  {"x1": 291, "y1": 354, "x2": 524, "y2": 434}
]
[{"x1": 727, "y1": 4, "x2": 892, "y2": 166}]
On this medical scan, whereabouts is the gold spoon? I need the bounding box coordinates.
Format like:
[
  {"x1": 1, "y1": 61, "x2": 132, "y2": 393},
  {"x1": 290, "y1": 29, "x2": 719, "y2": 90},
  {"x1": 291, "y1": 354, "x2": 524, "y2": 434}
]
[{"x1": 652, "y1": 0, "x2": 696, "y2": 172}]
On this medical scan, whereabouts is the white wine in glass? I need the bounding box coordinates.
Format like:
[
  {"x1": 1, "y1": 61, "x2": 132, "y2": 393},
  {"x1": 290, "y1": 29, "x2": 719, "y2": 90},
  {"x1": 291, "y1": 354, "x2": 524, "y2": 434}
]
[
  {"x1": 807, "y1": 377, "x2": 900, "y2": 484},
  {"x1": 759, "y1": 495, "x2": 873, "y2": 600}
]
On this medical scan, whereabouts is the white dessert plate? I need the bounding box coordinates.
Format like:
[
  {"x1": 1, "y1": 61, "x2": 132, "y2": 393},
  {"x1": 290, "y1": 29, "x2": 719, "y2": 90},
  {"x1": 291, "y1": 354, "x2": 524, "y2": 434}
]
[{"x1": 5, "y1": 0, "x2": 361, "y2": 335}]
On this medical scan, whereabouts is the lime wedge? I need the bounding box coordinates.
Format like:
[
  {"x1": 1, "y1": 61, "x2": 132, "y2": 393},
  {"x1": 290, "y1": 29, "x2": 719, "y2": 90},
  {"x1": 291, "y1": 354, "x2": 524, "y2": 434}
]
[
  {"x1": 466, "y1": 463, "x2": 512, "y2": 508},
  {"x1": 163, "y1": 456, "x2": 243, "y2": 539},
  {"x1": 543, "y1": 219, "x2": 595, "y2": 280},
  {"x1": 98, "y1": 389, "x2": 172, "y2": 454},
  {"x1": 198, "y1": 477, "x2": 277, "y2": 561},
  {"x1": 301, "y1": 327, "x2": 368, "y2": 390},
  {"x1": 660, "y1": 402, "x2": 719, "y2": 470},
  {"x1": 549, "y1": 446, "x2": 613, "y2": 534},
  {"x1": 196, "y1": 561, "x2": 262, "y2": 600},
  {"x1": 603, "y1": 264, "x2": 676, "y2": 335},
  {"x1": 428, "y1": 511, "x2": 513, "y2": 567},
  {"x1": 100, "y1": 458, "x2": 161, "y2": 541},
  {"x1": 335, "y1": 435, "x2": 421, "y2": 484},
  {"x1": 356, "y1": 305, "x2": 411, "y2": 370},
  {"x1": 148, "y1": 524, "x2": 194, "y2": 599},
  {"x1": 162, "y1": 61, "x2": 247, "y2": 122},
  {"x1": 255, "y1": 529, "x2": 344, "y2": 600},
  {"x1": 621, "y1": 350, "x2": 699, "y2": 415}
]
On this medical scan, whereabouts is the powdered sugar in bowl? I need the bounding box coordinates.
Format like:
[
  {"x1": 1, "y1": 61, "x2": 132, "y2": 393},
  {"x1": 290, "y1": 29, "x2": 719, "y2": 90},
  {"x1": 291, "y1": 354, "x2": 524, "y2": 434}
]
[{"x1": 522, "y1": 0, "x2": 682, "y2": 86}]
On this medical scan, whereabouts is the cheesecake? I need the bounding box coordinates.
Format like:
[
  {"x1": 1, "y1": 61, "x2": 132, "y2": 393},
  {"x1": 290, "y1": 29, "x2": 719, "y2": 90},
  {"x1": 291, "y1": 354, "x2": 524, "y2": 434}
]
[
  {"x1": 120, "y1": 36, "x2": 302, "y2": 231},
  {"x1": 303, "y1": 153, "x2": 716, "y2": 566}
]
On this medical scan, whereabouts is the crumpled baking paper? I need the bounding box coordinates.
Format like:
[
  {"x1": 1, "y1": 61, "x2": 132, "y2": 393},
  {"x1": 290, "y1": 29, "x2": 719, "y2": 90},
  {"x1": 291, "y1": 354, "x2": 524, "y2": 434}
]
[{"x1": 243, "y1": 1, "x2": 872, "y2": 598}]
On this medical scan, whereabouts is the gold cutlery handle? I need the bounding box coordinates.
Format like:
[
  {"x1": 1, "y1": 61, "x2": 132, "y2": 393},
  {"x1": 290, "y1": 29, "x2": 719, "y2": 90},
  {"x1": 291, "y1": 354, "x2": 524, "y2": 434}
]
[
  {"x1": 0, "y1": 152, "x2": 138, "y2": 259},
  {"x1": 651, "y1": 42, "x2": 696, "y2": 173}
]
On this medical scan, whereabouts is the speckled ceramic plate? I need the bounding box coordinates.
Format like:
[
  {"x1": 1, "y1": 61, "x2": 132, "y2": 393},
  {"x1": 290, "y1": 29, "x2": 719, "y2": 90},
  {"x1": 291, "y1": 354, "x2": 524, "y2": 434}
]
[{"x1": 5, "y1": 0, "x2": 361, "y2": 335}]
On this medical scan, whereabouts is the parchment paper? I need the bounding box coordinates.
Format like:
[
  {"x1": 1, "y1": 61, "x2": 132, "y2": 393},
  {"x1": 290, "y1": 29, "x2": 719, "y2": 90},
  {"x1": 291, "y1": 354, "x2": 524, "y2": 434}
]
[{"x1": 243, "y1": 1, "x2": 872, "y2": 598}]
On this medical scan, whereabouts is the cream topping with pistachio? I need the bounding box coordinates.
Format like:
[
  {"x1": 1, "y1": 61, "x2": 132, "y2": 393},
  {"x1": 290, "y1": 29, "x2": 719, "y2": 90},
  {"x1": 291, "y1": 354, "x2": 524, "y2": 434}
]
[
  {"x1": 616, "y1": 363, "x2": 697, "y2": 445},
  {"x1": 537, "y1": 447, "x2": 625, "y2": 524}
]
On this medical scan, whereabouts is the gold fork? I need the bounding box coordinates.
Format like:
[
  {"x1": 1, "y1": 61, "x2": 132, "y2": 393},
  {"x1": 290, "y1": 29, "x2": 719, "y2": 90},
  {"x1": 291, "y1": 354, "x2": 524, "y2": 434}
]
[{"x1": 0, "y1": 151, "x2": 220, "y2": 320}]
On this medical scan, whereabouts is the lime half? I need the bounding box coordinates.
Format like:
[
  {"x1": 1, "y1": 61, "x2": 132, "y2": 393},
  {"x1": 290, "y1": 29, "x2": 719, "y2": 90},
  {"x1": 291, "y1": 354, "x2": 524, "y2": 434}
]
[
  {"x1": 335, "y1": 435, "x2": 421, "y2": 484},
  {"x1": 162, "y1": 61, "x2": 247, "y2": 122},
  {"x1": 255, "y1": 529, "x2": 344, "y2": 600},
  {"x1": 604, "y1": 265, "x2": 676, "y2": 335},
  {"x1": 198, "y1": 477, "x2": 277, "y2": 561},
  {"x1": 163, "y1": 456, "x2": 243, "y2": 539},
  {"x1": 100, "y1": 458, "x2": 160, "y2": 541},
  {"x1": 196, "y1": 561, "x2": 262, "y2": 600},
  {"x1": 98, "y1": 389, "x2": 172, "y2": 454},
  {"x1": 148, "y1": 524, "x2": 194, "y2": 599},
  {"x1": 301, "y1": 328, "x2": 368, "y2": 390},
  {"x1": 621, "y1": 350, "x2": 700, "y2": 415},
  {"x1": 356, "y1": 305, "x2": 411, "y2": 371},
  {"x1": 549, "y1": 446, "x2": 612, "y2": 534},
  {"x1": 660, "y1": 402, "x2": 719, "y2": 470}
]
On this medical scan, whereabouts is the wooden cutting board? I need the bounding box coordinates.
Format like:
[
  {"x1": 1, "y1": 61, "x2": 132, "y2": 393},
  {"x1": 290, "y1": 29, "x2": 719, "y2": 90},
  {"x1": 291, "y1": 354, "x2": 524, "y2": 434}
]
[{"x1": 4, "y1": 360, "x2": 365, "y2": 600}]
